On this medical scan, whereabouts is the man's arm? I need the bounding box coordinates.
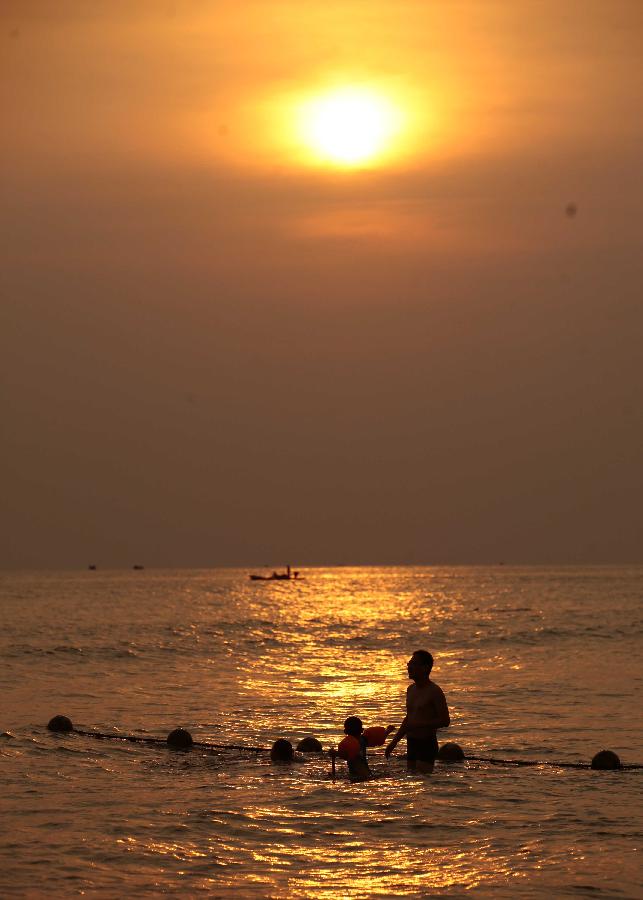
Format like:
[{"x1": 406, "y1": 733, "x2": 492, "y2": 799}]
[{"x1": 384, "y1": 717, "x2": 408, "y2": 757}]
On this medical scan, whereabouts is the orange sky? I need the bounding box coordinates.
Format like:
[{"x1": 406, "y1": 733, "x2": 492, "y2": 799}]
[{"x1": 2, "y1": 1, "x2": 642, "y2": 566}]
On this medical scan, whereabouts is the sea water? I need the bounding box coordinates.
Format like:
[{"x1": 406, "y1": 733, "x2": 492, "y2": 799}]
[{"x1": 1, "y1": 566, "x2": 641, "y2": 897}]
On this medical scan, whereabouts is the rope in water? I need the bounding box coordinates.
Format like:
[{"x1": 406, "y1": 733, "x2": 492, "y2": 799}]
[
  {"x1": 47, "y1": 717, "x2": 641, "y2": 770},
  {"x1": 464, "y1": 755, "x2": 642, "y2": 770},
  {"x1": 72, "y1": 727, "x2": 269, "y2": 753}
]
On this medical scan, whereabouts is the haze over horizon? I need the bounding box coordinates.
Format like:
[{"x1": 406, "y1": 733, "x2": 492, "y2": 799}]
[{"x1": 2, "y1": 1, "x2": 642, "y2": 569}]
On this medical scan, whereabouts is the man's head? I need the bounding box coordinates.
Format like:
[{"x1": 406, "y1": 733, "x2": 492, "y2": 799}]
[
  {"x1": 343, "y1": 716, "x2": 364, "y2": 737},
  {"x1": 407, "y1": 650, "x2": 433, "y2": 681}
]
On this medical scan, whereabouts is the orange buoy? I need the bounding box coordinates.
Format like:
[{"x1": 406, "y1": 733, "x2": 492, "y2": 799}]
[
  {"x1": 363, "y1": 726, "x2": 387, "y2": 747},
  {"x1": 337, "y1": 735, "x2": 361, "y2": 761}
]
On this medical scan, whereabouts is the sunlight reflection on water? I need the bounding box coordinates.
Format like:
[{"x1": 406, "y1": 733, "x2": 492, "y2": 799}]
[{"x1": 1, "y1": 566, "x2": 641, "y2": 896}]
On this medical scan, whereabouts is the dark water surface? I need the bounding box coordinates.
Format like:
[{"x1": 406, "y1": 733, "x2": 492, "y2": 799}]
[{"x1": 1, "y1": 566, "x2": 641, "y2": 897}]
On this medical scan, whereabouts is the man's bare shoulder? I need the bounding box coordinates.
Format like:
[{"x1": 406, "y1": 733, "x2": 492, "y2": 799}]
[{"x1": 428, "y1": 679, "x2": 446, "y2": 697}]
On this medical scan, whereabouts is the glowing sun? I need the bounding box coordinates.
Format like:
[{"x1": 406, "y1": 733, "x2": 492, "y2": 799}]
[{"x1": 298, "y1": 87, "x2": 402, "y2": 167}]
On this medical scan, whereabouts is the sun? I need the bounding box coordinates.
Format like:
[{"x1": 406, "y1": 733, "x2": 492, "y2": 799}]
[{"x1": 297, "y1": 87, "x2": 403, "y2": 168}]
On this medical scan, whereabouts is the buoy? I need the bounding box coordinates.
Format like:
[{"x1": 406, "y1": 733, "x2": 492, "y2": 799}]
[
  {"x1": 337, "y1": 735, "x2": 361, "y2": 761},
  {"x1": 591, "y1": 749, "x2": 621, "y2": 770},
  {"x1": 166, "y1": 728, "x2": 193, "y2": 750},
  {"x1": 270, "y1": 739, "x2": 294, "y2": 762},
  {"x1": 47, "y1": 715, "x2": 73, "y2": 733},
  {"x1": 438, "y1": 742, "x2": 465, "y2": 762},
  {"x1": 363, "y1": 726, "x2": 388, "y2": 747},
  {"x1": 297, "y1": 737, "x2": 323, "y2": 752}
]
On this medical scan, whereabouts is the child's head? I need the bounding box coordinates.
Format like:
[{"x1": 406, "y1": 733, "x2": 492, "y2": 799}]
[
  {"x1": 343, "y1": 716, "x2": 363, "y2": 737},
  {"x1": 270, "y1": 738, "x2": 294, "y2": 762}
]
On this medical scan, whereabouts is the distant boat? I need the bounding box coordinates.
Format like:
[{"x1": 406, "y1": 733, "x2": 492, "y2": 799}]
[
  {"x1": 133, "y1": 565, "x2": 145, "y2": 570},
  {"x1": 249, "y1": 565, "x2": 300, "y2": 582},
  {"x1": 88, "y1": 565, "x2": 97, "y2": 571}
]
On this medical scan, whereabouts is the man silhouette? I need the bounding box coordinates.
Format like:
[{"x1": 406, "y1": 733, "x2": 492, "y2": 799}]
[{"x1": 385, "y1": 650, "x2": 450, "y2": 773}]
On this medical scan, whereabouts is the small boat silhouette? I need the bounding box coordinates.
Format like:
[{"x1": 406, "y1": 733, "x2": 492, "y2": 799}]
[{"x1": 249, "y1": 565, "x2": 300, "y2": 582}]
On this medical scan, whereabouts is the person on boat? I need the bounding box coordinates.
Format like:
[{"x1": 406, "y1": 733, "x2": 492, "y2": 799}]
[
  {"x1": 384, "y1": 649, "x2": 450, "y2": 773},
  {"x1": 338, "y1": 716, "x2": 395, "y2": 782}
]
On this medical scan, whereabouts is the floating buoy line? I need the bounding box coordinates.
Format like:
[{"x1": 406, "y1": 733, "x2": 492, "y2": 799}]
[
  {"x1": 46, "y1": 716, "x2": 642, "y2": 772},
  {"x1": 46, "y1": 716, "x2": 266, "y2": 753}
]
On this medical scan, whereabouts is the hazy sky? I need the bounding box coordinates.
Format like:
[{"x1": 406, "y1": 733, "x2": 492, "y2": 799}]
[{"x1": 2, "y1": 1, "x2": 642, "y2": 567}]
